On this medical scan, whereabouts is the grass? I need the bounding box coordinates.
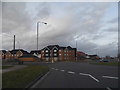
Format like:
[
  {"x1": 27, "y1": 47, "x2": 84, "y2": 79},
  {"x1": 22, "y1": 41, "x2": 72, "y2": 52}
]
[
  {"x1": 2, "y1": 66, "x2": 14, "y2": 69},
  {"x1": 2, "y1": 65, "x2": 49, "y2": 88},
  {"x1": 90, "y1": 62, "x2": 120, "y2": 66}
]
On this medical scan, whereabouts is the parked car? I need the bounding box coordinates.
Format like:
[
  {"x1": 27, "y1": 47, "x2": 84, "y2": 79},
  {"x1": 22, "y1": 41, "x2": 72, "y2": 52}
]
[{"x1": 99, "y1": 59, "x2": 109, "y2": 62}]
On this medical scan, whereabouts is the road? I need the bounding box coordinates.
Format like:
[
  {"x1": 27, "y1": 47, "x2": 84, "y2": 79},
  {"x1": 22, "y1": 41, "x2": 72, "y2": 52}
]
[{"x1": 30, "y1": 62, "x2": 119, "y2": 89}]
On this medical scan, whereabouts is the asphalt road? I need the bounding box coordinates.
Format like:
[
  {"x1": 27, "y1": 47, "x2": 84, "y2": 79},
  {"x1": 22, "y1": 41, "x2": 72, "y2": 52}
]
[{"x1": 30, "y1": 62, "x2": 119, "y2": 89}]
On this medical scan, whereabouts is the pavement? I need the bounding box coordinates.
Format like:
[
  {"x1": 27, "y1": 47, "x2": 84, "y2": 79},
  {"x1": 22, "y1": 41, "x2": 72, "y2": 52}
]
[
  {"x1": 2, "y1": 65, "x2": 27, "y2": 73},
  {"x1": 30, "y1": 62, "x2": 119, "y2": 89}
]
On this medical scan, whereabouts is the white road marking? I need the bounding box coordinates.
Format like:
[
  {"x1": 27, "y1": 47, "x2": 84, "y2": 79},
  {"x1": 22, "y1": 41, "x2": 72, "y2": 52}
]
[
  {"x1": 51, "y1": 68, "x2": 59, "y2": 70},
  {"x1": 79, "y1": 73, "x2": 99, "y2": 82},
  {"x1": 102, "y1": 76, "x2": 119, "y2": 79},
  {"x1": 61, "y1": 70, "x2": 65, "y2": 72},
  {"x1": 55, "y1": 68, "x2": 58, "y2": 70},
  {"x1": 51, "y1": 68, "x2": 55, "y2": 69},
  {"x1": 68, "y1": 71, "x2": 75, "y2": 74},
  {"x1": 106, "y1": 87, "x2": 112, "y2": 90},
  {"x1": 89, "y1": 75, "x2": 99, "y2": 82},
  {"x1": 79, "y1": 73, "x2": 90, "y2": 76}
]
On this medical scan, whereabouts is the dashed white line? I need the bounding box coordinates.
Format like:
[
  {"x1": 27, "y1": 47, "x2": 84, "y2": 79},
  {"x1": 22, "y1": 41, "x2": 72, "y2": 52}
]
[
  {"x1": 68, "y1": 71, "x2": 75, "y2": 74},
  {"x1": 51, "y1": 68, "x2": 55, "y2": 69},
  {"x1": 51, "y1": 68, "x2": 58, "y2": 70},
  {"x1": 55, "y1": 68, "x2": 58, "y2": 70},
  {"x1": 79, "y1": 73, "x2": 90, "y2": 76},
  {"x1": 61, "y1": 70, "x2": 65, "y2": 72},
  {"x1": 102, "y1": 76, "x2": 119, "y2": 79}
]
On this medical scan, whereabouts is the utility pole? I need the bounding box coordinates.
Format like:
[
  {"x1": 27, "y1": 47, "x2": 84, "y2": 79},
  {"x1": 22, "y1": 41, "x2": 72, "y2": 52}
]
[
  {"x1": 13, "y1": 35, "x2": 15, "y2": 50},
  {"x1": 76, "y1": 40, "x2": 77, "y2": 61}
]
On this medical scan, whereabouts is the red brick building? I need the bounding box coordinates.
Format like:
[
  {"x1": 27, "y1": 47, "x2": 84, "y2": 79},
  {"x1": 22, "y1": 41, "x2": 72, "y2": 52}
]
[
  {"x1": 32, "y1": 45, "x2": 76, "y2": 62},
  {"x1": 5, "y1": 49, "x2": 29, "y2": 60},
  {"x1": 77, "y1": 51, "x2": 86, "y2": 60}
]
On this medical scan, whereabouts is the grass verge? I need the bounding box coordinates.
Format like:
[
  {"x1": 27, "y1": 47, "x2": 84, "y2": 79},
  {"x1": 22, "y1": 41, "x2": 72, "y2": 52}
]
[
  {"x1": 2, "y1": 65, "x2": 49, "y2": 88},
  {"x1": 90, "y1": 62, "x2": 120, "y2": 66}
]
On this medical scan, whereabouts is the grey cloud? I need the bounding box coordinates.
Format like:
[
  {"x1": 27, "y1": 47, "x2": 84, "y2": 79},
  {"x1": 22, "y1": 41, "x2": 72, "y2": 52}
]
[
  {"x1": 33, "y1": 2, "x2": 51, "y2": 21},
  {"x1": 2, "y1": 2, "x2": 32, "y2": 34},
  {"x1": 2, "y1": 2, "x2": 118, "y2": 57},
  {"x1": 108, "y1": 17, "x2": 118, "y2": 23}
]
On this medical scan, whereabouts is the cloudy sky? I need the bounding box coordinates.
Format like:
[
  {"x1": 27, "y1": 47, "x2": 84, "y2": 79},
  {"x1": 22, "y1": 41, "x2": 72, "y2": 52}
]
[{"x1": 1, "y1": 2, "x2": 118, "y2": 57}]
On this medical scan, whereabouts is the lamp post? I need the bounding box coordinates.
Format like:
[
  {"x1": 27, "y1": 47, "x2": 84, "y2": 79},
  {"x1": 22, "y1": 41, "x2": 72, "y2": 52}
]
[{"x1": 37, "y1": 21, "x2": 47, "y2": 51}]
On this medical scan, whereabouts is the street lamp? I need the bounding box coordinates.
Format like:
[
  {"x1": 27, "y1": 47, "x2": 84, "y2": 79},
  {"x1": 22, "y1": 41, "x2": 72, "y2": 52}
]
[{"x1": 37, "y1": 21, "x2": 47, "y2": 51}]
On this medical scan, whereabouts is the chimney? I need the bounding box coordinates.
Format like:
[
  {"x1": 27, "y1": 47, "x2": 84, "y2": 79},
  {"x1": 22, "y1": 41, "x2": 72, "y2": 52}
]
[{"x1": 13, "y1": 35, "x2": 15, "y2": 50}]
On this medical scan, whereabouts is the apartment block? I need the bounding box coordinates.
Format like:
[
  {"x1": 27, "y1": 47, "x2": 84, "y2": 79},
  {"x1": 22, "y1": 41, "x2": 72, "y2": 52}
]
[{"x1": 40, "y1": 45, "x2": 76, "y2": 62}]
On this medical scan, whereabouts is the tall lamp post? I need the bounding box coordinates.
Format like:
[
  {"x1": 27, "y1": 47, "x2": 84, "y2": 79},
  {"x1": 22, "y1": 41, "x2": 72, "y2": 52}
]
[{"x1": 37, "y1": 21, "x2": 47, "y2": 51}]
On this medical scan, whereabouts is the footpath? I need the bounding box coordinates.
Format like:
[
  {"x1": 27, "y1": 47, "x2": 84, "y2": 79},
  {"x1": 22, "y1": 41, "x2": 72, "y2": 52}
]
[{"x1": 1, "y1": 65, "x2": 27, "y2": 73}]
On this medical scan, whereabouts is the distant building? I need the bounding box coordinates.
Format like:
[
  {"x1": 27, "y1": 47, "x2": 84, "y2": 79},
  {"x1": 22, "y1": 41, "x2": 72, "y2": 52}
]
[
  {"x1": 5, "y1": 49, "x2": 29, "y2": 60},
  {"x1": 88, "y1": 55, "x2": 100, "y2": 60},
  {"x1": 30, "y1": 50, "x2": 41, "y2": 58},
  {"x1": 18, "y1": 54, "x2": 39, "y2": 62},
  {"x1": 77, "y1": 51, "x2": 86, "y2": 60},
  {"x1": 40, "y1": 45, "x2": 76, "y2": 62},
  {"x1": 0, "y1": 50, "x2": 6, "y2": 60}
]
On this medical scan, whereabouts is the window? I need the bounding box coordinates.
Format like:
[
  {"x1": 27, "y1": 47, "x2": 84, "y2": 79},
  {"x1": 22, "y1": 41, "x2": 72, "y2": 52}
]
[
  {"x1": 59, "y1": 50, "x2": 61, "y2": 52},
  {"x1": 42, "y1": 50, "x2": 44, "y2": 52},
  {"x1": 64, "y1": 54, "x2": 66, "y2": 56},
  {"x1": 64, "y1": 50, "x2": 66, "y2": 52},
  {"x1": 46, "y1": 50, "x2": 48, "y2": 52},
  {"x1": 54, "y1": 53, "x2": 57, "y2": 56},
  {"x1": 59, "y1": 54, "x2": 61, "y2": 56},
  {"x1": 54, "y1": 50, "x2": 57, "y2": 52},
  {"x1": 46, "y1": 54, "x2": 48, "y2": 56}
]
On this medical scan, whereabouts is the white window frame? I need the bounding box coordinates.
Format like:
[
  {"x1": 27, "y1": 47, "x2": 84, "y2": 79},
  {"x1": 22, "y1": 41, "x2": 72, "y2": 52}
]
[
  {"x1": 54, "y1": 50, "x2": 57, "y2": 52},
  {"x1": 46, "y1": 54, "x2": 48, "y2": 56},
  {"x1": 54, "y1": 53, "x2": 57, "y2": 56},
  {"x1": 46, "y1": 50, "x2": 48, "y2": 52}
]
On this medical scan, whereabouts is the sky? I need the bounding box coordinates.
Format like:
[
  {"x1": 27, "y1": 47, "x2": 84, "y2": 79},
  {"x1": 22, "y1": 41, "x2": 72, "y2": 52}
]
[{"x1": 1, "y1": 2, "x2": 118, "y2": 57}]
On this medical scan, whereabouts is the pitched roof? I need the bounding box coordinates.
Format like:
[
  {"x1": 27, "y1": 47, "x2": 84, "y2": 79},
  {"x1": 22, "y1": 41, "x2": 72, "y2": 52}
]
[
  {"x1": 10, "y1": 49, "x2": 29, "y2": 54},
  {"x1": 47, "y1": 45, "x2": 59, "y2": 50},
  {"x1": 0, "y1": 50, "x2": 7, "y2": 54},
  {"x1": 88, "y1": 55, "x2": 98, "y2": 57},
  {"x1": 42, "y1": 45, "x2": 76, "y2": 50},
  {"x1": 30, "y1": 50, "x2": 41, "y2": 54}
]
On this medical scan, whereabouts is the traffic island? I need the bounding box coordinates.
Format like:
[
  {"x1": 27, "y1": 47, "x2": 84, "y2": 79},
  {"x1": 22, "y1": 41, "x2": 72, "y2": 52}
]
[{"x1": 2, "y1": 65, "x2": 49, "y2": 88}]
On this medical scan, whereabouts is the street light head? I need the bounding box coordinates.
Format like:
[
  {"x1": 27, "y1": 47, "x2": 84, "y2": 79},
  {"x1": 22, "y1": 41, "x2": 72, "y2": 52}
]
[
  {"x1": 37, "y1": 21, "x2": 47, "y2": 25},
  {"x1": 44, "y1": 22, "x2": 47, "y2": 24}
]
